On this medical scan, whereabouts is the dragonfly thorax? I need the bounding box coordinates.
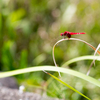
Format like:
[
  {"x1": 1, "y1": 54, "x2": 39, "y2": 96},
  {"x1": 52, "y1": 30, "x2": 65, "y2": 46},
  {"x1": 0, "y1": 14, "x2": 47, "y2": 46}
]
[
  {"x1": 60, "y1": 31, "x2": 71, "y2": 38},
  {"x1": 64, "y1": 32, "x2": 71, "y2": 38}
]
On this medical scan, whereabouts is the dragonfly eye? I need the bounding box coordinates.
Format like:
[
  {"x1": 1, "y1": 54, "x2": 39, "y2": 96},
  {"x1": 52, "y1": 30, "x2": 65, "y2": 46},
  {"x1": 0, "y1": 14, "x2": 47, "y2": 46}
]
[{"x1": 60, "y1": 33, "x2": 64, "y2": 36}]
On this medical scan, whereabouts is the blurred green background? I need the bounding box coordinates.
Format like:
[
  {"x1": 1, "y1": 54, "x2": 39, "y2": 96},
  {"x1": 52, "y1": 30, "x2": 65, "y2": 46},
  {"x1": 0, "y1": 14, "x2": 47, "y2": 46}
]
[{"x1": 0, "y1": 0, "x2": 100, "y2": 99}]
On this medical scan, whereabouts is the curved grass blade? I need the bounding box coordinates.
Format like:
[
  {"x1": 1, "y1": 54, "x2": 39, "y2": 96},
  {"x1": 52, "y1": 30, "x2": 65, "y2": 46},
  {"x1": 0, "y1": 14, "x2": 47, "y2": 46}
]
[
  {"x1": 0, "y1": 66, "x2": 100, "y2": 87},
  {"x1": 53, "y1": 38, "x2": 100, "y2": 77}
]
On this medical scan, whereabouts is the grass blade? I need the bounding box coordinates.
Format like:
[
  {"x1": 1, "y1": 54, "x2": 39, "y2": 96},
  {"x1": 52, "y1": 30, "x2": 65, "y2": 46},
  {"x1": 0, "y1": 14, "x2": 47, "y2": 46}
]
[
  {"x1": 62, "y1": 55, "x2": 100, "y2": 67},
  {"x1": 0, "y1": 66, "x2": 100, "y2": 87},
  {"x1": 44, "y1": 71, "x2": 91, "y2": 100}
]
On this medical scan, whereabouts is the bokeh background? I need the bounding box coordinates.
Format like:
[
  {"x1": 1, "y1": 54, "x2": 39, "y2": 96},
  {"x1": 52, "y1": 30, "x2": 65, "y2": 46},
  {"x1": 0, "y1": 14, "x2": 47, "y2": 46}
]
[{"x1": 0, "y1": 0, "x2": 100, "y2": 100}]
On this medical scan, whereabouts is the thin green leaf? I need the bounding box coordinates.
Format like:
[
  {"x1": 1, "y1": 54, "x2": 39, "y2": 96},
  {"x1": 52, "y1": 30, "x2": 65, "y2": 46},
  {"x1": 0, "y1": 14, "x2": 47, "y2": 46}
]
[{"x1": 46, "y1": 72, "x2": 91, "y2": 100}]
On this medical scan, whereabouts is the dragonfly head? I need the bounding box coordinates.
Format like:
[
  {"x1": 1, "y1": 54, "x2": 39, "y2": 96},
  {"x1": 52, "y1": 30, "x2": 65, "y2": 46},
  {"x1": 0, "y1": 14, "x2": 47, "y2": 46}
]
[{"x1": 60, "y1": 33, "x2": 64, "y2": 36}]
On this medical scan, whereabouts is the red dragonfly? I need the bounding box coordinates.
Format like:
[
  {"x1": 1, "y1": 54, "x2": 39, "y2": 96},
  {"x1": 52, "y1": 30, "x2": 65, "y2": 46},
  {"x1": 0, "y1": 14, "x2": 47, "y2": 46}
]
[{"x1": 60, "y1": 31, "x2": 85, "y2": 38}]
